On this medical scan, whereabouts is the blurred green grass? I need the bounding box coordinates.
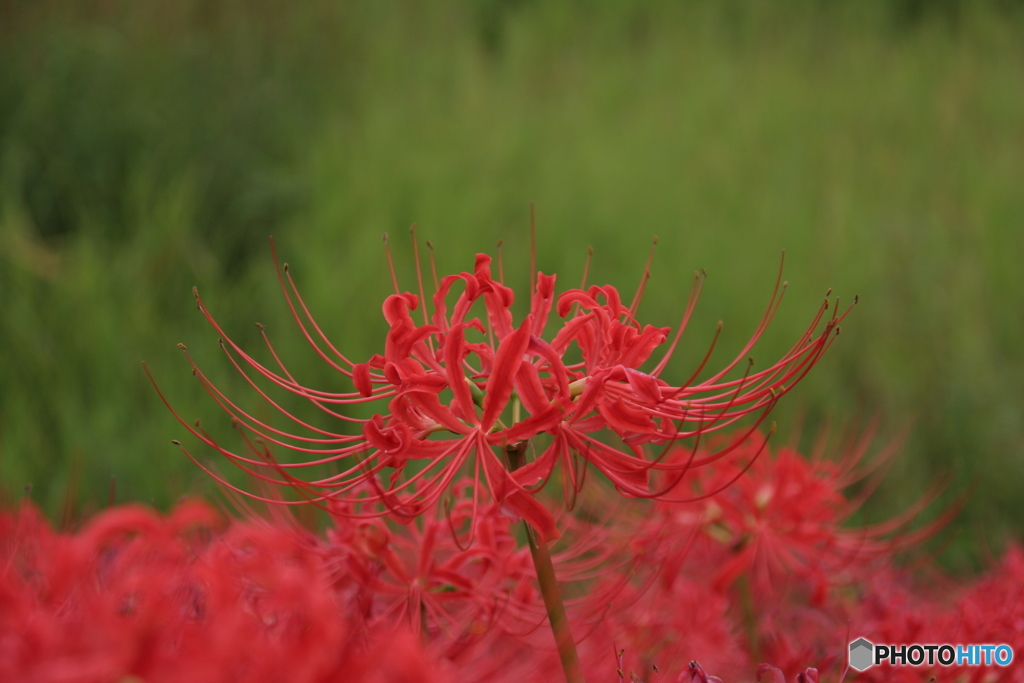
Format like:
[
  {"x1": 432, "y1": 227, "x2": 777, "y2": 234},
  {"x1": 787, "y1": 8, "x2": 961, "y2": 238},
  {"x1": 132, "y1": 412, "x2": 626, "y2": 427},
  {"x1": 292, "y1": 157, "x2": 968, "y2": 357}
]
[{"x1": 2, "y1": 0, "x2": 1023, "y2": 568}]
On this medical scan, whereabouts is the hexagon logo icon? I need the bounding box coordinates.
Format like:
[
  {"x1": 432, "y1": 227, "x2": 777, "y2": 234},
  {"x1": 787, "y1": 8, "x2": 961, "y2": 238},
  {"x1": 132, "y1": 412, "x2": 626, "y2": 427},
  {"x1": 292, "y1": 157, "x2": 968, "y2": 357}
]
[{"x1": 849, "y1": 637, "x2": 874, "y2": 672}]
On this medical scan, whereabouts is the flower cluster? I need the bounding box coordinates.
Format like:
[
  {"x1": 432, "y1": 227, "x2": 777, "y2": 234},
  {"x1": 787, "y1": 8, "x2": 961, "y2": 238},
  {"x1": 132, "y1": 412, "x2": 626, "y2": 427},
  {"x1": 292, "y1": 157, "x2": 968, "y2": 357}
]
[
  {"x1": 0, "y1": 500, "x2": 442, "y2": 683},
  {"x1": 655, "y1": 429, "x2": 953, "y2": 600},
  {"x1": 1, "y1": 431, "x2": 1015, "y2": 682},
  {"x1": 153, "y1": 237, "x2": 852, "y2": 544},
  {"x1": 323, "y1": 478, "x2": 643, "y2": 656}
]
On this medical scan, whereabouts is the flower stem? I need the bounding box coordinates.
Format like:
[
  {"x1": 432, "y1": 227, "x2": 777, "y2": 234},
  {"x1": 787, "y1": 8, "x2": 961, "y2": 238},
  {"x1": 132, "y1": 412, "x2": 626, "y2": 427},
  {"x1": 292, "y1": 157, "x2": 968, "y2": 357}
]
[
  {"x1": 737, "y1": 573, "x2": 760, "y2": 663},
  {"x1": 507, "y1": 442, "x2": 584, "y2": 683}
]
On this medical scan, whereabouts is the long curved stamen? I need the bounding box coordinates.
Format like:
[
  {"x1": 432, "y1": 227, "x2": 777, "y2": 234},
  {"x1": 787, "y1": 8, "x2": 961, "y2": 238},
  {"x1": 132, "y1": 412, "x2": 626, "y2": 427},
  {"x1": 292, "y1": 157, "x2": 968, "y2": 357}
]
[
  {"x1": 159, "y1": 234, "x2": 848, "y2": 617},
  {"x1": 627, "y1": 236, "x2": 657, "y2": 318}
]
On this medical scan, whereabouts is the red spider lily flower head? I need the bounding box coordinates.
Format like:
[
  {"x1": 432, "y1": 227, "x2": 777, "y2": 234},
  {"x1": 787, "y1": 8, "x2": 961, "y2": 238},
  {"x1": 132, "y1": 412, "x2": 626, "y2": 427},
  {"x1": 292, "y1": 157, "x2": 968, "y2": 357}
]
[
  {"x1": 654, "y1": 428, "x2": 953, "y2": 600},
  {"x1": 0, "y1": 500, "x2": 450, "y2": 683},
  {"x1": 954, "y1": 544, "x2": 1024, "y2": 663},
  {"x1": 0, "y1": 502, "x2": 274, "y2": 680},
  {"x1": 751, "y1": 605, "x2": 848, "y2": 678},
  {"x1": 841, "y1": 552, "x2": 1024, "y2": 683},
  {"x1": 150, "y1": 228, "x2": 852, "y2": 545},
  {"x1": 323, "y1": 479, "x2": 536, "y2": 655},
  {"x1": 580, "y1": 572, "x2": 747, "y2": 682},
  {"x1": 323, "y1": 477, "x2": 655, "y2": 662}
]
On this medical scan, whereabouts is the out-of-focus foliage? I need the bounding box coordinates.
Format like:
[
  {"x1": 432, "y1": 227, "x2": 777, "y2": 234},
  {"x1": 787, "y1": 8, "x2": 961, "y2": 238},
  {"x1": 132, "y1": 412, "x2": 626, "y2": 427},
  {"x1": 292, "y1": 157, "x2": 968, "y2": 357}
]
[{"x1": 2, "y1": 0, "x2": 1023, "y2": 568}]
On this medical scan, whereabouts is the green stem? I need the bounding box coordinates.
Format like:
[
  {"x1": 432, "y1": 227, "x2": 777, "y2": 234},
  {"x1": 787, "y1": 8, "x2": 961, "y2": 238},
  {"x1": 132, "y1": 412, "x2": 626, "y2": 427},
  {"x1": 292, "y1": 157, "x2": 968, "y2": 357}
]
[
  {"x1": 508, "y1": 442, "x2": 584, "y2": 683},
  {"x1": 737, "y1": 573, "x2": 760, "y2": 663}
]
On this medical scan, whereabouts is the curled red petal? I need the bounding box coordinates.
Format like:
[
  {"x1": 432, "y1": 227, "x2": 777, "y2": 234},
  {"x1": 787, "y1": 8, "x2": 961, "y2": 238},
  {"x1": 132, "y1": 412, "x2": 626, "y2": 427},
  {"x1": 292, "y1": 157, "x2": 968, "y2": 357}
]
[
  {"x1": 506, "y1": 487, "x2": 559, "y2": 544},
  {"x1": 598, "y1": 396, "x2": 657, "y2": 435},
  {"x1": 489, "y1": 404, "x2": 562, "y2": 445},
  {"x1": 482, "y1": 316, "x2": 532, "y2": 430},
  {"x1": 624, "y1": 366, "x2": 664, "y2": 403},
  {"x1": 568, "y1": 369, "x2": 610, "y2": 422},
  {"x1": 510, "y1": 431, "x2": 563, "y2": 487},
  {"x1": 556, "y1": 289, "x2": 599, "y2": 318},
  {"x1": 620, "y1": 324, "x2": 669, "y2": 368},
  {"x1": 353, "y1": 362, "x2": 374, "y2": 397},
  {"x1": 399, "y1": 373, "x2": 449, "y2": 395},
  {"x1": 527, "y1": 335, "x2": 571, "y2": 404},
  {"x1": 382, "y1": 292, "x2": 419, "y2": 324},
  {"x1": 756, "y1": 664, "x2": 786, "y2": 683},
  {"x1": 444, "y1": 324, "x2": 478, "y2": 427},
  {"x1": 406, "y1": 392, "x2": 470, "y2": 435},
  {"x1": 478, "y1": 436, "x2": 559, "y2": 543},
  {"x1": 388, "y1": 395, "x2": 438, "y2": 432},
  {"x1": 531, "y1": 272, "x2": 557, "y2": 336},
  {"x1": 514, "y1": 360, "x2": 549, "y2": 416}
]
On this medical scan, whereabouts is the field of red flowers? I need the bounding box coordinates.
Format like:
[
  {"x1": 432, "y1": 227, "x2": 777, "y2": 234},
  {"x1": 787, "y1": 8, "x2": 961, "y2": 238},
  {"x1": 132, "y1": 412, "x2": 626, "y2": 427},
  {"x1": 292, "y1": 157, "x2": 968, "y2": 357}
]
[
  {"x1": 3, "y1": 433, "x2": 1022, "y2": 681},
  {"x1": 3, "y1": 242, "x2": 1021, "y2": 682}
]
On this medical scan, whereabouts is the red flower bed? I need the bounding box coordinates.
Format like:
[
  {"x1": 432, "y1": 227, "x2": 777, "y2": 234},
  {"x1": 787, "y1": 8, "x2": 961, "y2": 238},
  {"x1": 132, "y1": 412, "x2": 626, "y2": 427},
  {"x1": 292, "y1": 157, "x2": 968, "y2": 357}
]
[{"x1": 3, "y1": 434, "x2": 1020, "y2": 682}]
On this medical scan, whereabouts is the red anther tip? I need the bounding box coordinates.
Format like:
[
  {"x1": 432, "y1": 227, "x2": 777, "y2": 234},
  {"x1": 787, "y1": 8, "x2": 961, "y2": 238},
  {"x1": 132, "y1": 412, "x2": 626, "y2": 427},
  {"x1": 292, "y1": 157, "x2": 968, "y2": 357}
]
[
  {"x1": 652, "y1": 235, "x2": 658, "y2": 244},
  {"x1": 192, "y1": 286, "x2": 199, "y2": 297},
  {"x1": 171, "y1": 440, "x2": 181, "y2": 446},
  {"x1": 382, "y1": 233, "x2": 389, "y2": 242},
  {"x1": 255, "y1": 322, "x2": 265, "y2": 330},
  {"x1": 177, "y1": 343, "x2": 186, "y2": 350},
  {"x1": 283, "y1": 262, "x2": 289, "y2": 271},
  {"x1": 854, "y1": 294, "x2": 860, "y2": 303},
  {"x1": 587, "y1": 245, "x2": 593, "y2": 254}
]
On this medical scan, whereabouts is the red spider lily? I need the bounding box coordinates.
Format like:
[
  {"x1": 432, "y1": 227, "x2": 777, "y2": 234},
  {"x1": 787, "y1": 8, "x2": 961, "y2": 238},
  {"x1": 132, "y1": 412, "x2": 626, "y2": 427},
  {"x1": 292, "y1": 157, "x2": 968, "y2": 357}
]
[
  {"x1": 751, "y1": 605, "x2": 848, "y2": 678},
  {"x1": 842, "y1": 551, "x2": 1024, "y2": 683},
  {"x1": 1, "y1": 432, "x2": 1015, "y2": 683},
  {"x1": 149, "y1": 233, "x2": 852, "y2": 544},
  {"x1": 324, "y1": 479, "x2": 536, "y2": 655},
  {"x1": 322, "y1": 477, "x2": 653, "y2": 662},
  {"x1": 580, "y1": 574, "x2": 748, "y2": 682},
  {"x1": 952, "y1": 545, "x2": 1024, "y2": 679},
  {"x1": 628, "y1": 431, "x2": 953, "y2": 681},
  {"x1": 654, "y1": 430, "x2": 953, "y2": 600},
  {"x1": 0, "y1": 500, "x2": 447, "y2": 683}
]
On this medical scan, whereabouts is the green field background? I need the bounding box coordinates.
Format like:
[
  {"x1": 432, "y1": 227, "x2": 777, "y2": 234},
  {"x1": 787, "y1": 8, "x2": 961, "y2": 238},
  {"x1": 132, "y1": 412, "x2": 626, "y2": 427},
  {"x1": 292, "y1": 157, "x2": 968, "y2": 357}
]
[{"x1": 2, "y1": 0, "x2": 1023, "y2": 569}]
